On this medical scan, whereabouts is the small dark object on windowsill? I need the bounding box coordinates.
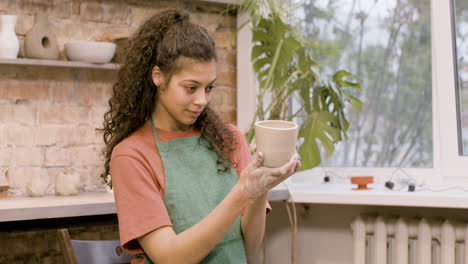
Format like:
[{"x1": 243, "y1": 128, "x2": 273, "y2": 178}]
[{"x1": 385, "y1": 181, "x2": 395, "y2": 190}]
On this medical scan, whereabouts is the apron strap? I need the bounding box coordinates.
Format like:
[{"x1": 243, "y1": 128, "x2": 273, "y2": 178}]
[{"x1": 149, "y1": 118, "x2": 160, "y2": 144}]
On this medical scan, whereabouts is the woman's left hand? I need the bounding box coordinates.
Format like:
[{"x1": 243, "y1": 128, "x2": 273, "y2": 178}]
[{"x1": 238, "y1": 151, "x2": 301, "y2": 201}]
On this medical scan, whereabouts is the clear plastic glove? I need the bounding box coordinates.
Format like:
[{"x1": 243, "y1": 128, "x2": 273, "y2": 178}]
[{"x1": 239, "y1": 151, "x2": 301, "y2": 200}]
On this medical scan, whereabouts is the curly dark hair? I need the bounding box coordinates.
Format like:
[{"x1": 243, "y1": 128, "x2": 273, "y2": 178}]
[{"x1": 98, "y1": 9, "x2": 235, "y2": 186}]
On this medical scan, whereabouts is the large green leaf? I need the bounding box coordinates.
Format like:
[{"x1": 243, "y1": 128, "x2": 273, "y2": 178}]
[
  {"x1": 333, "y1": 70, "x2": 362, "y2": 92},
  {"x1": 299, "y1": 111, "x2": 342, "y2": 170},
  {"x1": 250, "y1": 15, "x2": 300, "y2": 92}
]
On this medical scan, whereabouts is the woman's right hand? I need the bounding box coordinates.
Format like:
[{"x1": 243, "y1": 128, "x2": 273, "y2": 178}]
[{"x1": 238, "y1": 152, "x2": 300, "y2": 200}]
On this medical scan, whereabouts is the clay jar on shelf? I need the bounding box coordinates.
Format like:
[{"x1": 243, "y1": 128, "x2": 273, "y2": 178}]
[
  {"x1": 55, "y1": 168, "x2": 81, "y2": 196},
  {"x1": 24, "y1": 12, "x2": 59, "y2": 60}
]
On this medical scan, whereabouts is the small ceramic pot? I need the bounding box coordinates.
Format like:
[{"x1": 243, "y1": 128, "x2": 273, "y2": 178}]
[
  {"x1": 24, "y1": 12, "x2": 60, "y2": 60},
  {"x1": 26, "y1": 176, "x2": 49, "y2": 197},
  {"x1": 55, "y1": 169, "x2": 81, "y2": 196},
  {"x1": 351, "y1": 176, "x2": 374, "y2": 190},
  {"x1": 255, "y1": 120, "x2": 298, "y2": 167}
]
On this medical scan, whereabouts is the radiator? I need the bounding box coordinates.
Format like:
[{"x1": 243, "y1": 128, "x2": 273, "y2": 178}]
[{"x1": 351, "y1": 215, "x2": 468, "y2": 264}]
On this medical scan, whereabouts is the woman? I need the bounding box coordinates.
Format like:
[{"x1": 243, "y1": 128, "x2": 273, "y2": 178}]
[{"x1": 100, "y1": 8, "x2": 300, "y2": 264}]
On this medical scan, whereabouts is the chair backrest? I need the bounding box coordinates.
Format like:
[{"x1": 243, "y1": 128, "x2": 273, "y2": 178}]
[{"x1": 57, "y1": 228, "x2": 133, "y2": 264}]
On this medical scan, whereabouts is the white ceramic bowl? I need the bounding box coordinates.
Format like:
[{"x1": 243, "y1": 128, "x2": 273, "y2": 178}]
[{"x1": 64, "y1": 41, "x2": 116, "y2": 64}]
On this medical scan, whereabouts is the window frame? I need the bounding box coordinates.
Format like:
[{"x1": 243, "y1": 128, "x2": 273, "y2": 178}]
[{"x1": 235, "y1": 0, "x2": 468, "y2": 186}]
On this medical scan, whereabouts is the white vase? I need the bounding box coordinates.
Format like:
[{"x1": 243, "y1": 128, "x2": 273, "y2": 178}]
[{"x1": 0, "y1": 15, "x2": 20, "y2": 59}]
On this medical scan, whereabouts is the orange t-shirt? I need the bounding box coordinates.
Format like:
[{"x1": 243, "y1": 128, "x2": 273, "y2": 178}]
[{"x1": 110, "y1": 122, "x2": 269, "y2": 262}]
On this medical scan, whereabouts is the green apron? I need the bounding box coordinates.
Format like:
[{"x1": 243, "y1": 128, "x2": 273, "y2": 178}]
[{"x1": 144, "y1": 119, "x2": 247, "y2": 264}]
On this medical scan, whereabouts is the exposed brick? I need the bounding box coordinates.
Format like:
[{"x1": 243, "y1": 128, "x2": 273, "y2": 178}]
[
  {"x1": 6, "y1": 126, "x2": 35, "y2": 146},
  {"x1": 212, "y1": 85, "x2": 235, "y2": 107},
  {"x1": 0, "y1": 147, "x2": 12, "y2": 166},
  {"x1": 34, "y1": 126, "x2": 57, "y2": 146},
  {"x1": 92, "y1": 131, "x2": 104, "y2": 144},
  {"x1": 88, "y1": 27, "x2": 135, "y2": 42},
  {"x1": 81, "y1": 2, "x2": 130, "y2": 24},
  {"x1": 216, "y1": 108, "x2": 236, "y2": 124},
  {"x1": 89, "y1": 106, "x2": 107, "y2": 127},
  {"x1": 56, "y1": 125, "x2": 96, "y2": 146},
  {"x1": 75, "y1": 166, "x2": 106, "y2": 191},
  {"x1": 14, "y1": 147, "x2": 42, "y2": 166},
  {"x1": 76, "y1": 84, "x2": 103, "y2": 105},
  {"x1": 217, "y1": 70, "x2": 236, "y2": 86},
  {"x1": 45, "y1": 167, "x2": 61, "y2": 187},
  {"x1": 54, "y1": 21, "x2": 95, "y2": 43},
  {"x1": 14, "y1": 0, "x2": 51, "y2": 15},
  {"x1": 50, "y1": 81, "x2": 75, "y2": 103},
  {"x1": 80, "y1": 2, "x2": 103, "y2": 23},
  {"x1": 12, "y1": 104, "x2": 37, "y2": 125},
  {"x1": 38, "y1": 105, "x2": 90, "y2": 125},
  {"x1": 212, "y1": 31, "x2": 236, "y2": 49},
  {"x1": 8, "y1": 167, "x2": 41, "y2": 190},
  {"x1": 50, "y1": 1, "x2": 73, "y2": 19},
  {"x1": 44, "y1": 147, "x2": 71, "y2": 167},
  {"x1": 72, "y1": 146, "x2": 97, "y2": 166},
  {"x1": 0, "y1": 0, "x2": 9, "y2": 10},
  {"x1": 15, "y1": 14, "x2": 34, "y2": 35},
  {"x1": 102, "y1": 83, "x2": 113, "y2": 101},
  {"x1": 0, "y1": 104, "x2": 13, "y2": 123},
  {"x1": 219, "y1": 14, "x2": 236, "y2": 30},
  {"x1": 0, "y1": 80, "x2": 50, "y2": 101},
  {"x1": 129, "y1": 7, "x2": 159, "y2": 27},
  {"x1": 217, "y1": 48, "x2": 236, "y2": 71},
  {"x1": 90, "y1": 165, "x2": 105, "y2": 182},
  {"x1": 190, "y1": 12, "x2": 221, "y2": 32},
  {"x1": 0, "y1": 126, "x2": 6, "y2": 148}
]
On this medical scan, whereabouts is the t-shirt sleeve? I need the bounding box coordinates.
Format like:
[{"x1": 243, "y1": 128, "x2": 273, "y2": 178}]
[
  {"x1": 228, "y1": 124, "x2": 271, "y2": 212},
  {"x1": 110, "y1": 154, "x2": 172, "y2": 254}
]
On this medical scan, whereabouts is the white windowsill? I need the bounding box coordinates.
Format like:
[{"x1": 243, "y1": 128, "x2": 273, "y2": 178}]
[
  {"x1": 272, "y1": 183, "x2": 468, "y2": 209},
  {"x1": 2, "y1": 183, "x2": 468, "y2": 222},
  {"x1": 0, "y1": 189, "x2": 289, "y2": 222}
]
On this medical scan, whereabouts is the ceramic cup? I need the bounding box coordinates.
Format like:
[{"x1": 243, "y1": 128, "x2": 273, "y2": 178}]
[{"x1": 255, "y1": 120, "x2": 298, "y2": 168}]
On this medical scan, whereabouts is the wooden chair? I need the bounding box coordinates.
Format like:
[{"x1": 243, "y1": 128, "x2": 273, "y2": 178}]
[{"x1": 57, "y1": 228, "x2": 133, "y2": 264}]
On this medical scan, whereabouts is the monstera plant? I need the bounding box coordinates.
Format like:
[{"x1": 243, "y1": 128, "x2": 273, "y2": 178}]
[{"x1": 233, "y1": 0, "x2": 363, "y2": 170}]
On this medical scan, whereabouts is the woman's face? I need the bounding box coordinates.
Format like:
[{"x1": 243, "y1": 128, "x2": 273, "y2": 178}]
[{"x1": 152, "y1": 58, "x2": 217, "y2": 132}]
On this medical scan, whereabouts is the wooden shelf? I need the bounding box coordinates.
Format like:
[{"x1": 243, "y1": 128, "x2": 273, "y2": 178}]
[{"x1": 0, "y1": 58, "x2": 120, "y2": 70}]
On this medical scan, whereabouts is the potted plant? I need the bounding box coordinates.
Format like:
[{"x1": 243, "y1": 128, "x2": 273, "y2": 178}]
[{"x1": 232, "y1": 0, "x2": 363, "y2": 170}]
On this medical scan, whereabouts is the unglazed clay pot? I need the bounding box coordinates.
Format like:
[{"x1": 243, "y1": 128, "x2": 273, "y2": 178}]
[
  {"x1": 55, "y1": 169, "x2": 81, "y2": 196},
  {"x1": 26, "y1": 175, "x2": 49, "y2": 197},
  {"x1": 255, "y1": 120, "x2": 298, "y2": 167},
  {"x1": 24, "y1": 12, "x2": 59, "y2": 60},
  {"x1": 351, "y1": 176, "x2": 374, "y2": 190}
]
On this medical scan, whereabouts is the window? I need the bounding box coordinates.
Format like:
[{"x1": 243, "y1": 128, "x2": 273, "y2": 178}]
[
  {"x1": 451, "y1": 0, "x2": 468, "y2": 156},
  {"x1": 291, "y1": 0, "x2": 432, "y2": 168},
  {"x1": 236, "y1": 0, "x2": 468, "y2": 183}
]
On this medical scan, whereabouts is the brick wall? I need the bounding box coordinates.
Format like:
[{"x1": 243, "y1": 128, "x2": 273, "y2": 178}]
[
  {"x1": 0, "y1": 0, "x2": 237, "y2": 195},
  {"x1": 0, "y1": 0, "x2": 237, "y2": 262}
]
